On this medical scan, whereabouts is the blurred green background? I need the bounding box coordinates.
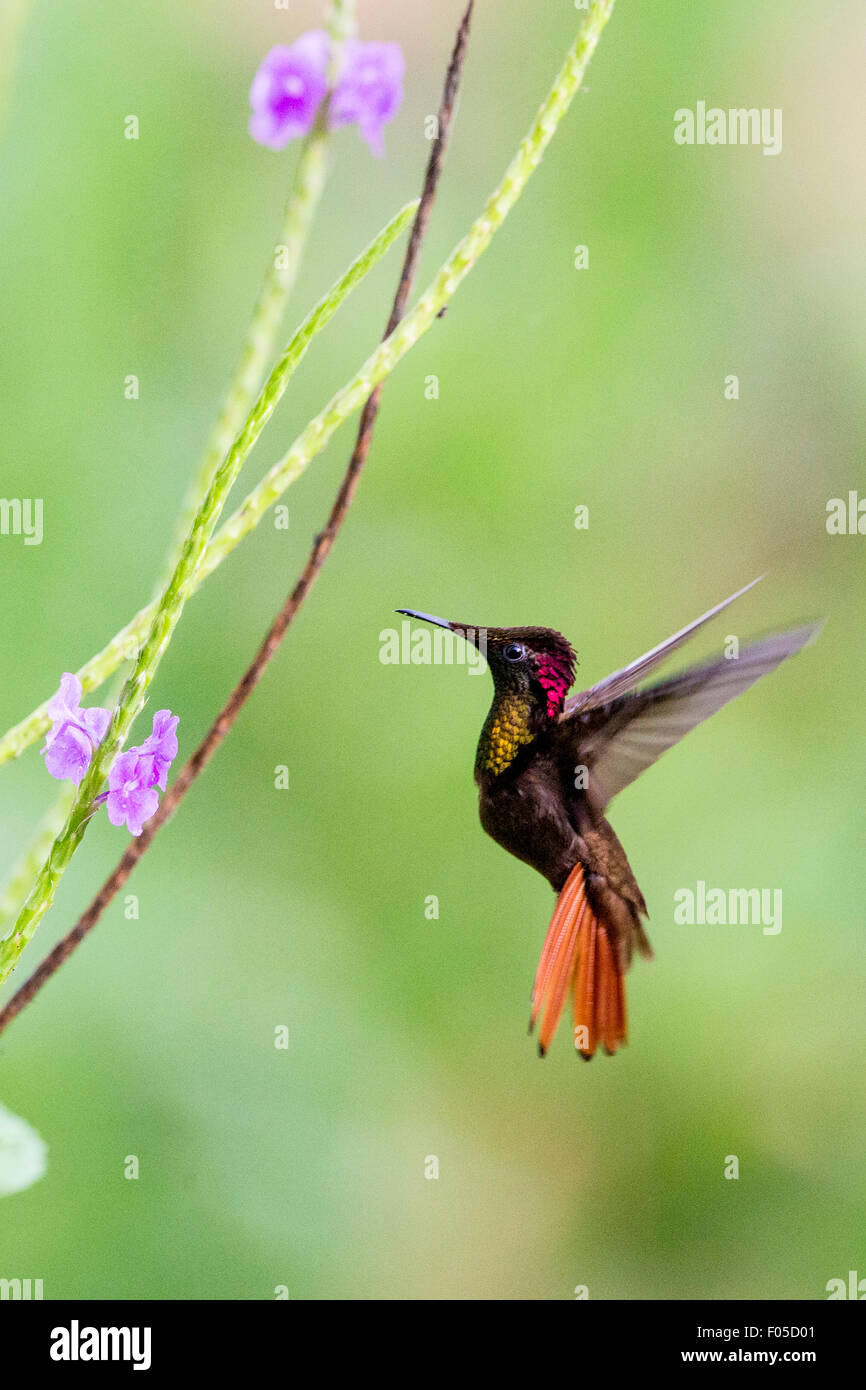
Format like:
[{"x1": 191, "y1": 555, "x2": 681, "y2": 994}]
[{"x1": 0, "y1": 0, "x2": 863, "y2": 1300}]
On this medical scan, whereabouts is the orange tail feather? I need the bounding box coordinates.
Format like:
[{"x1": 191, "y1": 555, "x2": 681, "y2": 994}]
[{"x1": 530, "y1": 862, "x2": 627, "y2": 1059}]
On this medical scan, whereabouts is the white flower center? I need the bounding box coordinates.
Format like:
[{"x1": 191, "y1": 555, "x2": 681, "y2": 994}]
[{"x1": 283, "y1": 76, "x2": 305, "y2": 98}]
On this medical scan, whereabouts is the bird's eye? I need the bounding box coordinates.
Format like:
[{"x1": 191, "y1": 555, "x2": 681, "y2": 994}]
[{"x1": 503, "y1": 642, "x2": 525, "y2": 663}]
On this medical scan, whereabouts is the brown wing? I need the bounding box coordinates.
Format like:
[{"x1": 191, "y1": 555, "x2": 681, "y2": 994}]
[
  {"x1": 558, "y1": 623, "x2": 822, "y2": 815},
  {"x1": 564, "y1": 576, "x2": 764, "y2": 716}
]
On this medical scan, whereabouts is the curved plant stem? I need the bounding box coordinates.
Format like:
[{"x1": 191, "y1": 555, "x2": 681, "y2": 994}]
[
  {"x1": 162, "y1": 1, "x2": 356, "y2": 574},
  {"x1": 326, "y1": 0, "x2": 358, "y2": 49},
  {"x1": 0, "y1": 0, "x2": 475, "y2": 1039},
  {"x1": 0, "y1": 197, "x2": 417, "y2": 987},
  {"x1": 162, "y1": 128, "x2": 330, "y2": 577},
  {"x1": 0, "y1": 789, "x2": 73, "y2": 934},
  {"x1": 0, "y1": 0, "x2": 616, "y2": 771},
  {"x1": 0, "y1": 3, "x2": 355, "y2": 920}
]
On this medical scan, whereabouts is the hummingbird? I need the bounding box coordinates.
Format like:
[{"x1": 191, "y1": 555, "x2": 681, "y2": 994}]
[{"x1": 397, "y1": 579, "x2": 820, "y2": 1059}]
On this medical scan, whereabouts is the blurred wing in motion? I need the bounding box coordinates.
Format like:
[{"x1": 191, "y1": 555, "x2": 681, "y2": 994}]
[
  {"x1": 561, "y1": 623, "x2": 822, "y2": 815},
  {"x1": 565, "y1": 576, "x2": 765, "y2": 716}
]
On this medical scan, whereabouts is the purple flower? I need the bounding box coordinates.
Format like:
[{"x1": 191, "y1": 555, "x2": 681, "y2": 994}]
[
  {"x1": 249, "y1": 31, "x2": 330, "y2": 150},
  {"x1": 329, "y1": 40, "x2": 404, "y2": 156},
  {"x1": 104, "y1": 750, "x2": 160, "y2": 838},
  {"x1": 41, "y1": 676, "x2": 178, "y2": 835},
  {"x1": 138, "y1": 710, "x2": 179, "y2": 791},
  {"x1": 249, "y1": 32, "x2": 404, "y2": 155},
  {"x1": 41, "y1": 673, "x2": 111, "y2": 785},
  {"x1": 102, "y1": 710, "x2": 179, "y2": 836}
]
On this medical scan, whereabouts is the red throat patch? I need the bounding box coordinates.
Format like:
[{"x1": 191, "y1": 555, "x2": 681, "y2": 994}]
[{"x1": 535, "y1": 658, "x2": 573, "y2": 718}]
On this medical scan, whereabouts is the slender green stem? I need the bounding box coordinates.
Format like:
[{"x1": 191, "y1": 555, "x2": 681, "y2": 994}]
[
  {"x1": 0, "y1": 198, "x2": 417, "y2": 985},
  {"x1": 162, "y1": 1, "x2": 356, "y2": 574},
  {"x1": 0, "y1": 788, "x2": 74, "y2": 933},
  {"x1": 326, "y1": 0, "x2": 358, "y2": 50},
  {"x1": 207, "y1": 0, "x2": 612, "y2": 568},
  {"x1": 0, "y1": 3, "x2": 355, "y2": 909},
  {"x1": 0, "y1": 1, "x2": 615, "y2": 773},
  {"x1": 162, "y1": 126, "x2": 330, "y2": 576}
]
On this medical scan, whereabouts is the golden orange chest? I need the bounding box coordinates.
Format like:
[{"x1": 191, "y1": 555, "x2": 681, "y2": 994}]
[{"x1": 476, "y1": 693, "x2": 536, "y2": 777}]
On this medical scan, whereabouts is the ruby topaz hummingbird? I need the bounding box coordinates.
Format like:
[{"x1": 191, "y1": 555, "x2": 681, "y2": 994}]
[{"x1": 397, "y1": 579, "x2": 820, "y2": 1059}]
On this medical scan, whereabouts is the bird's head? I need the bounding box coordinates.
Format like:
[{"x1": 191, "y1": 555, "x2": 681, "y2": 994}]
[{"x1": 396, "y1": 609, "x2": 577, "y2": 720}]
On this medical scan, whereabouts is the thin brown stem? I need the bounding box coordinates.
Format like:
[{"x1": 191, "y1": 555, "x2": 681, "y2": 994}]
[{"x1": 0, "y1": 1, "x2": 474, "y2": 1041}]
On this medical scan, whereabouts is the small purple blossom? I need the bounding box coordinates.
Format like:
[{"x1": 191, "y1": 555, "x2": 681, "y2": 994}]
[
  {"x1": 329, "y1": 40, "x2": 404, "y2": 156},
  {"x1": 41, "y1": 673, "x2": 111, "y2": 785},
  {"x1": 41, "y1": 678, "x2": 179, "y2": 836},
  {"x1": 104, "y1": 750, "x2": 160, "y2": 838},
  {"x1": 138, "y1": 710, "x2": 179, "y2": 791},
  {"x1": 249, "y1": 32, "x2": 404, "y2": 156},
  {"x1": 249, "y1": 31, "x2": 330, "y2": 150},
  {"x1": 101, "y1": 711, "x2": 179, "y2": 836}
]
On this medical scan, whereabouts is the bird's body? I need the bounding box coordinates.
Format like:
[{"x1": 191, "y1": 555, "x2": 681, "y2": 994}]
[
  {"x1": 398, "y1": 582, "x2": 819, "y2": 1059},
  {"x1": 476, "y1": 748, "x2": 649, "y2": 951}
]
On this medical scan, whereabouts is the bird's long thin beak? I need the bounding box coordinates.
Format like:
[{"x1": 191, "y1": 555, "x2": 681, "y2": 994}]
[
  {"x1": 395, "y1": 608, "x2": 457, "y2": 632},
  {"x1": 396, "y1": 608, "x2": 489, "y2": 657}
]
